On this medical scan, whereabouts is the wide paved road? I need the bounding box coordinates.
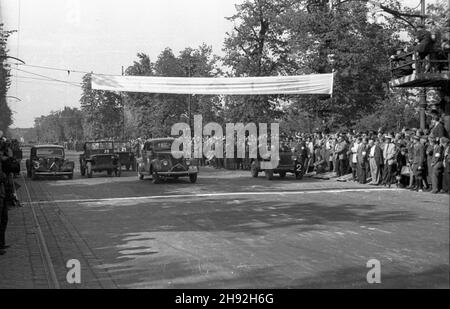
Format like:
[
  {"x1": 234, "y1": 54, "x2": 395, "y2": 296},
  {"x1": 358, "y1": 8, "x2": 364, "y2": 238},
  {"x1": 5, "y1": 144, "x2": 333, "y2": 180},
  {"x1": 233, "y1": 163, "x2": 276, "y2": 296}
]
[{"x1": 13, "y1": 150, "x2": 450, "y2": 288}]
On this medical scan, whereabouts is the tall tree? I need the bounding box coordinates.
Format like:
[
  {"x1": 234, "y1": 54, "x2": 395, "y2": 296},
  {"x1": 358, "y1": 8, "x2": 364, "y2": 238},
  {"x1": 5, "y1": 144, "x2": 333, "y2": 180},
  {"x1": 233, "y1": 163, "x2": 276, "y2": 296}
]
[
  {"x1": 80, "y1": 74, "x2": 123, "y2": 139},
  {"x1": 33, "y1": 107, "x2": 84, "y2": 143},
  {"x1": 0, "y1": 24, "x2": 14, "y2": 132},
  {"x1": 222, "y1": 0, "x2": 291, "y2": 123},
  {"x1": 280, "y1": 0, "x2": 404, "y2": 128},
  {"x1": 123, "y1": 45, "x2": 221, "y2": 138}
]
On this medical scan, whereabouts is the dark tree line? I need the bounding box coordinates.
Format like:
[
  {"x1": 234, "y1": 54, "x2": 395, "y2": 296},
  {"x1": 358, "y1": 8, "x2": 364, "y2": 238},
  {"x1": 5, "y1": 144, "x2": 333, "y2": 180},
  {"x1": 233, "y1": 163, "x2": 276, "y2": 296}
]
[{"x1": 0, "y1": 23, "x2": 14, "y2": 133}]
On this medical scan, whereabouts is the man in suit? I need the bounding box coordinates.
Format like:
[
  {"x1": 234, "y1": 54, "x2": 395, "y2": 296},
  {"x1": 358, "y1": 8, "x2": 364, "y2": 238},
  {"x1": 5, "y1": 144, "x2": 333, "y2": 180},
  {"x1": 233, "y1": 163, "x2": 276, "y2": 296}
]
[
  {"x1": 406, "y1": 134, "x2": 415, "y2": 189},
  {"x1": 430, "y1": 112, "x2": 449, "y2": 139},
  {"x1": 357, "y1": 137, "x2": 369, "y2": 184},
  {"x1": 441, "y1": 137, "x2": 450, "y2": 194},
  {"x1": 350, "y1": 136, "x2": 360, "y2": 181},
  {"x1": 335, "y1": 135, "x2": 348, "y2": 177},
  {"x1": 411, "y1": 135, "x2": 426, "y2": 192},
  {"x1": 368, "y1": 138, "x2": 383, "y2": 185},
  {"x1": 382, "y1": 135, "x2": 397, "y2": 187},
  {"x1": 430, "y1": 138, "x2": 444, "y2": 193}
]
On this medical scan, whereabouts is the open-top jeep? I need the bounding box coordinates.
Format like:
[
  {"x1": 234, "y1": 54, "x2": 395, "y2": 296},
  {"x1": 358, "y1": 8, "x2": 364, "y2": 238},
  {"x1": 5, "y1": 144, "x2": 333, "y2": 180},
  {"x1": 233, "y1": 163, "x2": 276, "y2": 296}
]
[
  {"x1": 26, "y1": 145, "x2": 74, "y2": 180},
  {"x1": 79, "y1": 141, "x2": 121, "y2": 178},
  {"x1": 250, "y1": 143, "x2": 306, "y2": 180},
  {"x1": 137, "y1": 138, "x2": 198, "y2": 184},
  {"x1": 114, "y1": 141, "x2": 136, "y2": 171}
]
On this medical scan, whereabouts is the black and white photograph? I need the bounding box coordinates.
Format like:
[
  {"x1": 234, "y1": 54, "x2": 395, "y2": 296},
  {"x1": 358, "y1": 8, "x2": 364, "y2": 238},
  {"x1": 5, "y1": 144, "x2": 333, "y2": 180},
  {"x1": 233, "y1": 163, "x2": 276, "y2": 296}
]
[{"x1": 0, "y1": 0, "x2": 449, "y2": 294}]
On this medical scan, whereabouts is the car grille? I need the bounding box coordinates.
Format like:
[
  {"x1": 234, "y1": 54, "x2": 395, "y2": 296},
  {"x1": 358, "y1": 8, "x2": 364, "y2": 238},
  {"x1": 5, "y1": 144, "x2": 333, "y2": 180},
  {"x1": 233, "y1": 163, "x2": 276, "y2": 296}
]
[
  {"x1": 279, "y1": 154, "x2": 293, "y2": 165},
  {"x1": 172, "y1": 164, "x2": 187, "y2": 172},
  {"x1": 95, "y1": 155, "x2": 113, "y2": 165},
  {"x1": 40, "y1": 158, "x2": 64, "y2": 170}
]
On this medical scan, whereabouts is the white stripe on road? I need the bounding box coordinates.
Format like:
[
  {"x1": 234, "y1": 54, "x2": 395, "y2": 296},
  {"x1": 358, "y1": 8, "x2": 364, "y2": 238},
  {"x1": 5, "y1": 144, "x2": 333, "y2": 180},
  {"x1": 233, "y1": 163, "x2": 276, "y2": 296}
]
[{"x1": 29, "y1": 188, "x2": 400, "y2": 205}]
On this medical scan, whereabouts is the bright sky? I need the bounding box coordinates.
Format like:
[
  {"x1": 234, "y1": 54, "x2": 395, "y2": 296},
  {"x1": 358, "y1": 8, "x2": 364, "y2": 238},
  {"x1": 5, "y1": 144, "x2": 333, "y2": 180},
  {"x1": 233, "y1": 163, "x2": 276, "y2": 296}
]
[{"x1": 0, "y1": 0, "x2": 436, "y2": 128}]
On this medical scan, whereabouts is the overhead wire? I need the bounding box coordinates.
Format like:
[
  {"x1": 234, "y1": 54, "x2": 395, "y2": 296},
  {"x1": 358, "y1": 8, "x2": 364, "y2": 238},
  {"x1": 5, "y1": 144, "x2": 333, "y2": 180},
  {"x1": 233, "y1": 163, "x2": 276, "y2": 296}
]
[
  {"x1": 14, "y1": 75, "x2": 83, "y2": 88},
  {"x1": 11, "y1": 67, "x2": 83, "y2": 87}
]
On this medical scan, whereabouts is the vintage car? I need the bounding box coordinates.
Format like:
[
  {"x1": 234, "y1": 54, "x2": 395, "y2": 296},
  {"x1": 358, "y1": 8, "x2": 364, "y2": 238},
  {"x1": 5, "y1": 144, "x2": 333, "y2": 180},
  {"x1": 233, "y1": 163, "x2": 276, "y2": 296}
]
[
  {"x1": 79, "y1": 141, "x2": 121, "y2": 178},
  {"x1": 250, "y1": 143, "x2": 305, "y2": 180},
  {"x1": 25, "y1": 145, "x2": 74, "y2": 180},
  {"x1": 114, "y1": 141, "x2": 136, "y2": 171},
  {"x1": 137, "y1": 138, "x2": 198, "y2": 183}
]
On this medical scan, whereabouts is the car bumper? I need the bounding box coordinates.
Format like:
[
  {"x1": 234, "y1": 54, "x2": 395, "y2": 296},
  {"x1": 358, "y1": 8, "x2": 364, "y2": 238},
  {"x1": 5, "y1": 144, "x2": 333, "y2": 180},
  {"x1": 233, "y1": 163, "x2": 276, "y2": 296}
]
[
  {"x1": 157, "y1": 167, "x2": 198, "y2": 176},
  {"x1": 35, "y1": 171, "x2": 73, "y2": 176}
]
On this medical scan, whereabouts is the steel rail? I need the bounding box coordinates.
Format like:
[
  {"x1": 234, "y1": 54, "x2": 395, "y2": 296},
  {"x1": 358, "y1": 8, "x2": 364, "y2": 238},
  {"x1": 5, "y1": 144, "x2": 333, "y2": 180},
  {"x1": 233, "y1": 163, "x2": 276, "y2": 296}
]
[{"x1": 21, "y1": 173, "x2": 60, "y2": 289}]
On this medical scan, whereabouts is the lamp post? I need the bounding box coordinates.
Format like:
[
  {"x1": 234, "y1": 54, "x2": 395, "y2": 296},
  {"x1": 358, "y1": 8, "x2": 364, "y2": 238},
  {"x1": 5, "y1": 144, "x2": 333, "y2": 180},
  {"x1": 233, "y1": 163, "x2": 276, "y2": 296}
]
[{"x1": 418, "y1": 0, "x2": 427, "y2": 130}]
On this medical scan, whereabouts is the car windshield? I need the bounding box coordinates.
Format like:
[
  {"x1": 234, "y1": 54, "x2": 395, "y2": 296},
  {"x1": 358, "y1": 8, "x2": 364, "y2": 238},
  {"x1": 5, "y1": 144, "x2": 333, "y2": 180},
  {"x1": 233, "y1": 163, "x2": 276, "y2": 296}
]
[
  {"x1": 115, "y1": 142, "x2": 130, "y2": 151},
  {"x1": 86, "y1": 142, "x2": 113, "y2": 150},
  {"x1": 36, "y1": 148, "x2": 64, "y2": 157},
  {"x1": 154, "y1": 141, "x2": 173, "y2": 151}
]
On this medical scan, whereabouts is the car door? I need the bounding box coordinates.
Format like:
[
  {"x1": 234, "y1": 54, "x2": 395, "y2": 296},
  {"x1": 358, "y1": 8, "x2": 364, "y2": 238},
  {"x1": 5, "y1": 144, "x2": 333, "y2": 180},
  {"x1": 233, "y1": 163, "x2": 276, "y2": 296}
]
[{"x1": 143, "y1": 142, "x2": 153, "y2": 173}]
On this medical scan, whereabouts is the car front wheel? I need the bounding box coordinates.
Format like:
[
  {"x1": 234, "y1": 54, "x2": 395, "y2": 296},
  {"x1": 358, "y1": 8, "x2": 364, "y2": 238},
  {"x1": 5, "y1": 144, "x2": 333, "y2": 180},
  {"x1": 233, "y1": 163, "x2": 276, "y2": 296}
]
[
  {"x1": 250, "y1": 161, "x2": 259, "y2": 178},
  {"x1": 152, "y1": 171, "x2": 160, "y2": 184},
  {"x1": 31, "y1": 169, "x2": 37, "y2": 180},
  {"x1": 189, "y1": 173, "x2": 197, "y2": 183},
  {"x1": 265, "y1": 170, "x2": 274, "y2": 180},
  {"x1": 87, "y1": 162, "x2": 93, "y2": 178}
]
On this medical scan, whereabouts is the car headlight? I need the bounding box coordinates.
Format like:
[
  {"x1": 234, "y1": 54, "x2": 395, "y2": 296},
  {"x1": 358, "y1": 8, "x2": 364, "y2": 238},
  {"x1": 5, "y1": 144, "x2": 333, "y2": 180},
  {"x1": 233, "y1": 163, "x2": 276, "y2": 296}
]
[
  {"x1": 291, "y1": 156, "x2": 297, "y2": 161},
  {"x1": 162, "y1": 160, "x2": 169, "y2": 166},
  {"x1": 186, "y1": 159, "x2": 191, "y2": 166}
]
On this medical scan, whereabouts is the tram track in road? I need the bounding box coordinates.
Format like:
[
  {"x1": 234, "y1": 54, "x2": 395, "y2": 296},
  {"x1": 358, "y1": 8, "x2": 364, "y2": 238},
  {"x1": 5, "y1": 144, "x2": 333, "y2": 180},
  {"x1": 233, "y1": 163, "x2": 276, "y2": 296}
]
[
  {"x1": 20, "y1": 173, "x2": 118, "y2": 289},
  {"x1": 21, "y1": 173, "x2": 60, "y2": 289}
]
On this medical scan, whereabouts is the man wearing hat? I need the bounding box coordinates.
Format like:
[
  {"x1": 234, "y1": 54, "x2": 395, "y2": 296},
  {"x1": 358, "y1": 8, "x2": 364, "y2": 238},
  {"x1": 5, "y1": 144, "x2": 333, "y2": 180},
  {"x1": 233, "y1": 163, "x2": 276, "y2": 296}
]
[
  {"x1": 411, "y1": 135, "x2": 426, "y2": 191},
  {"x1": 430, "y1": 111, "x2": 449, "y2": 139},
  {"x1": 335, "y1": 134, "x2": 348, "y2": 177},
  {"x1": 430, "y1": 137, "x2": 444, "y2": 193},
  {"x1": 441, "y1": 137, "x2": 450, "y2": 193},
  {"x1": 420, "y1": 135, "x2": 431, "y2": 190},
  {"x1": 382, "y1": 134, "x2": 397, "y2": 187}
]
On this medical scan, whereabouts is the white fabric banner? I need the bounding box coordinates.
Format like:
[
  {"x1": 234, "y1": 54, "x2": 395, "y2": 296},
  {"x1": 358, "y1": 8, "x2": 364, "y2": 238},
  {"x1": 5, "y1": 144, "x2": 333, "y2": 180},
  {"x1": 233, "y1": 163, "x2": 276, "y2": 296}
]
[{"x1": 91, "y1": 73, "x2": 334, "y2": 95}]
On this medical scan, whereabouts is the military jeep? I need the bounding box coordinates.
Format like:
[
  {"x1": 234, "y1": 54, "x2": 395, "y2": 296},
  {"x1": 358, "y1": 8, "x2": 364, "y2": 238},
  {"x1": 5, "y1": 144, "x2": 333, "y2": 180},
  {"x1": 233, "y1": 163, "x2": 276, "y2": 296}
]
[
  {"x1": 79, "y1": 141, "x2": 121, "y2": 178},
  {"x1": 137, "y1": 138, "x2": 198, "y2": 184},
  {"x1": 250, "y1": 143, "x2": 305, "y2": 180},
  {"x1": 114, "y1": 141, "x2": 136, "y2": 171}
]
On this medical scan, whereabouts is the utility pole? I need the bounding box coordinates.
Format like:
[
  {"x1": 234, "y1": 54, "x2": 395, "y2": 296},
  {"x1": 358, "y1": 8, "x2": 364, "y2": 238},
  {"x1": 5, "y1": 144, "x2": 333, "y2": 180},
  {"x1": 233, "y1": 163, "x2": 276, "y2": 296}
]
[
  {"x1": 188, "y1": 57, "x2": 192, "y2": 135},
  {"x1": 121, "y1": 66, "x2": 126, "y2": 140},
  {"x1": 418, "y1": 0, "x2": 427, "y2": 130}
]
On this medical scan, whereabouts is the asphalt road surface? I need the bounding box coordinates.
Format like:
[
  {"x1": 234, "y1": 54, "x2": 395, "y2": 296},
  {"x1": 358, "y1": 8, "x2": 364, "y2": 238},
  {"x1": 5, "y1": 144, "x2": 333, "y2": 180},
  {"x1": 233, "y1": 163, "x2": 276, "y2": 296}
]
[{"x1": 12, "y1": 150, "x2": 450, "y2": 288}]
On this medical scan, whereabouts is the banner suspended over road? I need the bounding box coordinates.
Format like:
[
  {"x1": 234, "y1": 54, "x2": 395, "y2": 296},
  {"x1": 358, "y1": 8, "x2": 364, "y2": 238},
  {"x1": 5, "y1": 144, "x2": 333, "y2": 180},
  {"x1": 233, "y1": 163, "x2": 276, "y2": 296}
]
[{"x1": 91, "y1": 73, "x2": 334, "y2": 96}]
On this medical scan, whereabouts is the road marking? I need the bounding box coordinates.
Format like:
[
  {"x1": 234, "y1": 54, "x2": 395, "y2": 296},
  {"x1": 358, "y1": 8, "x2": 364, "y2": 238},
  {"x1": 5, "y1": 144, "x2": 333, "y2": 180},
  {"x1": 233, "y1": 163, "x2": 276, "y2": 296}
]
[{"x1": 27, "y1": 188, "x2": 400, "y2": 205}]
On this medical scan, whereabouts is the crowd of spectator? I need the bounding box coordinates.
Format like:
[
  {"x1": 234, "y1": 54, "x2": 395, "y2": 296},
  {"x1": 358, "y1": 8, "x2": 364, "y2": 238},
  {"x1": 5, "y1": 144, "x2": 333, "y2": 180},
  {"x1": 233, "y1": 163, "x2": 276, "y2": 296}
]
[{"x1": 282, "y1": 113, "x2": 450, "y2": 194}]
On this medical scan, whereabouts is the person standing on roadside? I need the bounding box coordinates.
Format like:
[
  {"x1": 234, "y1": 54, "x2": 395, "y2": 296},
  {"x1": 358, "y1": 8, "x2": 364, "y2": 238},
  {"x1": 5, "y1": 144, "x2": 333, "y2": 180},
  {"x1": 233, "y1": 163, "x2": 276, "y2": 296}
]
[
  {"x1": 368, "y1": 138, "x2": 383, "y2": 185},
  {"x1": 441, "y1": 137, "x2": 450, "y2": 193},
  {"x1": 430, "y1": 138, "x2": 444, "y2": 193},
  {"x1": 335, "y1": 135, "x2": 348, "y2": 177},
  {"x1": 411, "y1": 135, "x2": 425, "y2": 192},
  {"x1": 0, "y1": 145, "x2": 8, "y2": 255},
  {"x1": 382, "y1": 134, "x2": 397, "y2": 187}
]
